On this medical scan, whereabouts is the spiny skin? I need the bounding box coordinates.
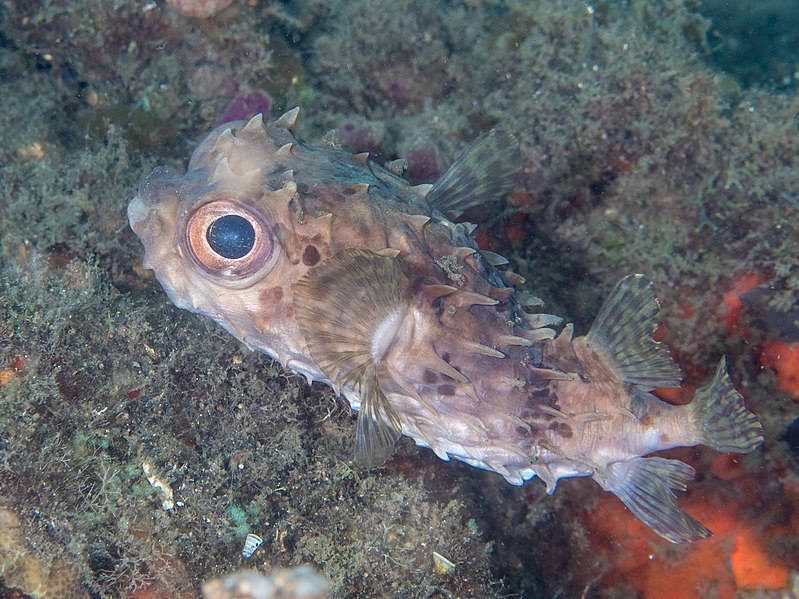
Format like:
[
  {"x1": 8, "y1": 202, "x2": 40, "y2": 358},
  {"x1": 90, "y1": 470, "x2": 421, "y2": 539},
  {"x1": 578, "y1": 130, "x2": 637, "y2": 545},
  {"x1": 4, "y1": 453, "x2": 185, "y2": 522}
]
[
  {"x1": 129, "y1": 111, "x2": 763, "y2": 543},
  {"x1": 130, "y1": 113, "x2": 550, "y2": 478}
]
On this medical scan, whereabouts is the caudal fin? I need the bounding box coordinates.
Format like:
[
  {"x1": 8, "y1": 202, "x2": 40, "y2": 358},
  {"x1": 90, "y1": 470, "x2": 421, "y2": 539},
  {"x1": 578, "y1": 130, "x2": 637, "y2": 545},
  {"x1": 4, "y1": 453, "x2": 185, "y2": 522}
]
[{"x1": 691, "y1": 357, "x2": 764, "y2": 453}]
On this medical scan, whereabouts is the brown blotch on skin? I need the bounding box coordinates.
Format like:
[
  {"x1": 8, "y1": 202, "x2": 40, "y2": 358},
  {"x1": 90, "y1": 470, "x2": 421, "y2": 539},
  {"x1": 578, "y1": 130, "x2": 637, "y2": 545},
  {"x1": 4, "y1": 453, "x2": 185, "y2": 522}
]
[
  {"x1": 255, "y1": 300, "x2": 289, "y2": 333},
  {"x1": 550, "y1": 422, "x2": 573, "y2": 438},
  {"x1": 531, "y1": 387, "x2": 553, "y2": 402},
  {"x1": 438, "y1": 384, "x2": 456, "y2": 396},
  {"x1": 353, "y1": 219, "x2": 371, "y2": 241},
  {"x1": 302, "y1": 244, "x2": 320, "y2": 266},
  {"x1": 423, "y1": 369, "x2": 438, "y2": 384}
]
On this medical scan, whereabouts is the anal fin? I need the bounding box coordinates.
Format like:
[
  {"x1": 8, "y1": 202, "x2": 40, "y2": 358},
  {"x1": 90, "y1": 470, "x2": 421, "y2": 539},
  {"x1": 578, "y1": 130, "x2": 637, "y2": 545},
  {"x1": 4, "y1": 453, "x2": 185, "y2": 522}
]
[{"x1": 596, "y1": 457, "x2": 711, "y2": 543}]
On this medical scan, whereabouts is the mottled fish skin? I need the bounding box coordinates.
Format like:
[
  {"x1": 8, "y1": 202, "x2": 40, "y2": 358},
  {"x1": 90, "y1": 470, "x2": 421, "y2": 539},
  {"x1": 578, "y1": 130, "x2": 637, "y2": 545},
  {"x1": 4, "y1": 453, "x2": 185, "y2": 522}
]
[{"x1": 128, "y1": 110, "x2": 764, "y2": 543}]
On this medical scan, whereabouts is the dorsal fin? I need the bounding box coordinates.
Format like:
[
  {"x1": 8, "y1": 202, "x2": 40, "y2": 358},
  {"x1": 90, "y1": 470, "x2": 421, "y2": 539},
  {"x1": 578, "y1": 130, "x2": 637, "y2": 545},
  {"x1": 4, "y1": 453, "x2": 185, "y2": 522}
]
[
  {"x1": 426, "y1": 129, "x2": 520, "y2": 218},
  {"x1": 292, "y1": 249, "x2": 406, "y2": 466},
  {"x1": 585, "y1": 274, "x2": 681, "y2": 390}
]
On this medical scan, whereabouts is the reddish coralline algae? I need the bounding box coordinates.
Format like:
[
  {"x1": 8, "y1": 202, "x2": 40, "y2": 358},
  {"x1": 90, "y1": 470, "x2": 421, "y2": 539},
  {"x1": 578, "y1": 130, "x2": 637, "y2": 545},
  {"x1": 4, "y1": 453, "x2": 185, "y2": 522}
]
[
  {"x1": 217, "y1": 91, "x2": 272, "y2": 124},
  {"x1": 337, "y1": 122, "x2": 385, "y2": 161},
  {"x1": 404, "y1": 144, "x2": 440, "y2": 184}
]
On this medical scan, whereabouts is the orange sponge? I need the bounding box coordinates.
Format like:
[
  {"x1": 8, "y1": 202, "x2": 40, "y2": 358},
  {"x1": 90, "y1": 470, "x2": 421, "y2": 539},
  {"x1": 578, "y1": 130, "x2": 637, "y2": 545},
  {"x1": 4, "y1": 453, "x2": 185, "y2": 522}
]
[
  {"x1": 759, "y1": 340, "x2": 799, "y2": 399},
  {"x1": 730, "y1": 528, "x2": 790, "y2": 590},
  {"x1": 721, "y1": 273, "x2": 766, "y2": 337}
]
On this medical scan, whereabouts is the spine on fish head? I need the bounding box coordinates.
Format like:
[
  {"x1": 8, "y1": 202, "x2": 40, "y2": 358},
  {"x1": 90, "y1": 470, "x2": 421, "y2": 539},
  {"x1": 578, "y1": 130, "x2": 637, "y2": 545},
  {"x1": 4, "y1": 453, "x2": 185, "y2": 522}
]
[{"x1": 190, "y1": 112, "x2": 300, "y2": 189}]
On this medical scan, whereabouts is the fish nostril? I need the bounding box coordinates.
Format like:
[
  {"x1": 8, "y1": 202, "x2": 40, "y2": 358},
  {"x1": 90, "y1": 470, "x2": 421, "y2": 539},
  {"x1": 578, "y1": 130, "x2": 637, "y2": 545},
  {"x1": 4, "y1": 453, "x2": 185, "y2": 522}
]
[{"x1": 207, "y1": 214, "x2": 256, "y2": 259}]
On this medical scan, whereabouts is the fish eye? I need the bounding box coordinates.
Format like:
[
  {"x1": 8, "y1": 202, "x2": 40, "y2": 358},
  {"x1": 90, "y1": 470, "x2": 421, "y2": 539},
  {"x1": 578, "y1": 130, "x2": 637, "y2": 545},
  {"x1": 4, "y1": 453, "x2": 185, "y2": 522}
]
[
  {"x1": 185, "y1": 200, "x2": 276, "y2": 280},
  {"x1": 207, "y1": 214, "x2": 255, "y2": 259}
]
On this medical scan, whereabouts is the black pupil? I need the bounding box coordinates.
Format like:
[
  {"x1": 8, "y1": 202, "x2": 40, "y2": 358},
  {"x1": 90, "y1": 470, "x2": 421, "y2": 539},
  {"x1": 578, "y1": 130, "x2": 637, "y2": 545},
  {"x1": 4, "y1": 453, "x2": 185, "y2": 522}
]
[{"x1": 206, "y1": 215, "x2": 256, "y2": 259}]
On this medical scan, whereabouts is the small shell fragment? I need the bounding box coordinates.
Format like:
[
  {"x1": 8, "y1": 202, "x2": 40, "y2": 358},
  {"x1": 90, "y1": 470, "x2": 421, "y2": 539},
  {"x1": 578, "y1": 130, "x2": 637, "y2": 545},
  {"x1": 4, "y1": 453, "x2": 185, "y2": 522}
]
[
  {"x1": 432, "y1": 551, "x2": 456, "y2": 575},
  {"x1": 242, "y1": 533, "x2": 263, "y2": 558},
  {"x1": 142, "y1": 461, "x2": 174, "y2": 510}
]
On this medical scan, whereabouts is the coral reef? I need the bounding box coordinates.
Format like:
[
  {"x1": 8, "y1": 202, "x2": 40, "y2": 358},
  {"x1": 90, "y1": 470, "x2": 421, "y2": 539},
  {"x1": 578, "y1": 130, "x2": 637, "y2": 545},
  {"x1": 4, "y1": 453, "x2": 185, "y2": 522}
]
[
  {"x1": 4, "y1": 0, "x2": 275, "y2": 154},
  {"x1": 0, "y1": 0, "x2": 798, "y2": 596},
  {"x1": 217, "y1": 91, "x2": 273, "y2": 124}
]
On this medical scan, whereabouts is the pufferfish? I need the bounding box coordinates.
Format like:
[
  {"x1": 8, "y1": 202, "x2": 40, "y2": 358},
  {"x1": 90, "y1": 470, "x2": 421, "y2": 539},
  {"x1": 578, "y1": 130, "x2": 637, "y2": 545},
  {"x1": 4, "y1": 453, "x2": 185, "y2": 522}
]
[{"x1": 128, "y1": 109, "x2": 764, "y2": 543}]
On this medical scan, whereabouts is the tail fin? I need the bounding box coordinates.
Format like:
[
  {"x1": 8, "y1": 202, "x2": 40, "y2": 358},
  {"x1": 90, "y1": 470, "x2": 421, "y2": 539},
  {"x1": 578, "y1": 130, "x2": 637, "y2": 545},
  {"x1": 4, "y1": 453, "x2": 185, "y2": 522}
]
[{"x1": 691, "y1": 357, "x2": 764, "y2": 453}]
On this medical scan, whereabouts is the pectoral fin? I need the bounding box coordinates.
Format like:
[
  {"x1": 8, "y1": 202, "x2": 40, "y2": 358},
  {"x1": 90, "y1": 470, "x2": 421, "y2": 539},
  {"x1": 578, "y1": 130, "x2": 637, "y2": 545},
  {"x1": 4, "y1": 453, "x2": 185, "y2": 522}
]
[
  {"x1": 293, "y1": 249, "x2": 406, "y2": 466},
  {"x1": 596, "y1": 457, "x2": 711, "y2": 543},
  {"x1": 355, "y1": 372, "x2": 403, "y2": 466}
]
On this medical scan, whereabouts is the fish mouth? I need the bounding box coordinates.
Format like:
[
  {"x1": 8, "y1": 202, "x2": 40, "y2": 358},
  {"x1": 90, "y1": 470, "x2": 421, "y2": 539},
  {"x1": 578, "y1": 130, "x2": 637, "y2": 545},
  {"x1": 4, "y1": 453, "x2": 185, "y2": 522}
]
[{"x1": 127, "y1": 195, "x2": 150, "y2": 238}]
